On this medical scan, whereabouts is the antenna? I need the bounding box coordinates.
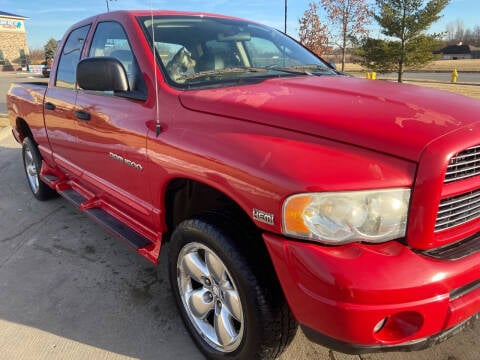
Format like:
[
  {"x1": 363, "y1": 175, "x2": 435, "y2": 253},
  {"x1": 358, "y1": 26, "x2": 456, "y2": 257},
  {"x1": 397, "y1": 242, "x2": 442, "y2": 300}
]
[
  {"x1": 150, "y1": 1, "x2": 162, "y2": 137},
  {"x1": 106, "y1": 0, "x2": 116, "y2": 12}
]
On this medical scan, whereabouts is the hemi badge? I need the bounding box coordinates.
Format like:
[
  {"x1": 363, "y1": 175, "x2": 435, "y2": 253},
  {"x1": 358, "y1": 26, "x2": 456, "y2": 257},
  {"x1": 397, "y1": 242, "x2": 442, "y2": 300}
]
[{"x1": 253, "y1": 208, "x2": 274, "y2": 226}]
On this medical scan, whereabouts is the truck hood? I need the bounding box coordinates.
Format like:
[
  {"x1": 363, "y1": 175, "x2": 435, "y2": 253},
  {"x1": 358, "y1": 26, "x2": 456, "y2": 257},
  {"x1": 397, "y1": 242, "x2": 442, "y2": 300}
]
[{"x1": 179, "y1": 76, "x2": 480, "y2": 162}]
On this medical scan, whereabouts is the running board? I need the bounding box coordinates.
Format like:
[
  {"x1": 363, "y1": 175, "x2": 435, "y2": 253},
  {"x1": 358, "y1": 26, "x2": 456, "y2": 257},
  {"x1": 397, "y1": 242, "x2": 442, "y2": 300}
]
[
  {"x1": 58, "y1": 189, "x2": 152, "y2": 250},
  {"x1": 59, "y1": 189, "x2": 87, "y2": 207},
  {"x1": 85, "y1": 208, "x2": 151, "y2": 250}
]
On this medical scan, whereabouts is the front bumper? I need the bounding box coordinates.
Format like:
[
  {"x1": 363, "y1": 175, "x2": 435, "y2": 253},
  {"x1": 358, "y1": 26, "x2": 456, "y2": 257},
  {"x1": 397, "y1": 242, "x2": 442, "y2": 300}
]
[{"x1": 263, "y1": 233, "x2": 480, "y2": 351}]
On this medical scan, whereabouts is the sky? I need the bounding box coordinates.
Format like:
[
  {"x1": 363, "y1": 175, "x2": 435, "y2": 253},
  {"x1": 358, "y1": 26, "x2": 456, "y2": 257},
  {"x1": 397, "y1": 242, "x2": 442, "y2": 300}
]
[{"x1": 0, "y1": 0, "x2": 478, "y2": 49}]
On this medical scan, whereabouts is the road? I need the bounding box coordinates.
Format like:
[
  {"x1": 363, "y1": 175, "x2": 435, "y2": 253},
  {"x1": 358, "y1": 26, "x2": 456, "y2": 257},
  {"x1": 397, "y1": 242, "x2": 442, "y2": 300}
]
[
  {"x1": 376, "y1": 71, "x2": 480, "y2": 83},
  {"x1": 0, "y1": 71, "x2": 479, "y2": 360}
]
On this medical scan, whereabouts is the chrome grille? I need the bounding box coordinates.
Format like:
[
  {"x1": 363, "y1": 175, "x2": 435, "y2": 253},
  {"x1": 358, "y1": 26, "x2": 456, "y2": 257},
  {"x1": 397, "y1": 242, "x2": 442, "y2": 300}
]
[
  {"x1": 445, "y1": 145, "x2": 480, "y2": 183},
  {"x1": 435, "y1": 189, "x2": 480, "y2": 231}
]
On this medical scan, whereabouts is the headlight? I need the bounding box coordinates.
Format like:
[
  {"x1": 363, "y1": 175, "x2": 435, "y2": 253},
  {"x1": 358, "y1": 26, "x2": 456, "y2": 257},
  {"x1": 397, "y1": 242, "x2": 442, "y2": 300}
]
[{"x1": 283, "y1": 188, "x2": 410, "y2": 245}]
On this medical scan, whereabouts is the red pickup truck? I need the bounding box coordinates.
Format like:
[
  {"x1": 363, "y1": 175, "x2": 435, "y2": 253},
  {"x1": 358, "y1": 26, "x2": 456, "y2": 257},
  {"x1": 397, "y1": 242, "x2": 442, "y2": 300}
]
[{"x1": 7, "y1": 9, "x2": 480, "y2": 359}]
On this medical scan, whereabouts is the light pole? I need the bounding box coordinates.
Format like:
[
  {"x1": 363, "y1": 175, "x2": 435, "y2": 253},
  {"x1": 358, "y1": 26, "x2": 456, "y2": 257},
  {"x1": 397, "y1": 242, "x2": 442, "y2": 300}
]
[{"x1": 284, "y1": 0, "x2": 287, "y2": 34}]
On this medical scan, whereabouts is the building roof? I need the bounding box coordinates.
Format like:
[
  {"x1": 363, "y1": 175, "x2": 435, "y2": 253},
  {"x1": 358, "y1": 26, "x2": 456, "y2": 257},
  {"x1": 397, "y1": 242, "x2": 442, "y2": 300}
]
[
  {"x1": 0, "y1": 11, "x2": 28, "y2": 19},
  {"x1": 440, "y1": 44, "x2": 471, "y2": 55}
]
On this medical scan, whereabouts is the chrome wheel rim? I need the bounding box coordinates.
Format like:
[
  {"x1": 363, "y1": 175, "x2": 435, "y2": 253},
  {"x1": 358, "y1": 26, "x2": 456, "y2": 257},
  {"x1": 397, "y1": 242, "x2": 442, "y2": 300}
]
[
  {"x1": 24, "y1": 147, "x2": 39, "y2": 193},
  {"x1": 177, "y1": 242, "x2": 244, "y2": 353}
]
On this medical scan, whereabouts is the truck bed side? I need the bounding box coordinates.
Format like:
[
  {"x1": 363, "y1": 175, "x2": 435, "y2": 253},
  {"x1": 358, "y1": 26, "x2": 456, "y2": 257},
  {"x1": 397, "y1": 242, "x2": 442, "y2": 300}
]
[{"x1": 8, "y1": 81, "x2": 49, "y2": 147}]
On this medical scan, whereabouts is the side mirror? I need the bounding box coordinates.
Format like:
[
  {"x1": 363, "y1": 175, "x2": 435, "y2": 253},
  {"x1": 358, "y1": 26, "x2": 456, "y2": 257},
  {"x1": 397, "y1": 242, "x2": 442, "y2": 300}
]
[{"x1": 77, "y1": 57, "x2": 129, "y2": 92}]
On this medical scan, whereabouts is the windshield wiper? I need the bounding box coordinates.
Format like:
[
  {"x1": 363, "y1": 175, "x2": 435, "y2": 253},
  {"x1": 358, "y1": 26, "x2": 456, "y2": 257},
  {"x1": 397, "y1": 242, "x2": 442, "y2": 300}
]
[
  {"x1": 268, "y1": 64, "x2": 335, "y2": 76},
  {"x1": 179, "y1": 67, "x2": 267, "y2": 81}
]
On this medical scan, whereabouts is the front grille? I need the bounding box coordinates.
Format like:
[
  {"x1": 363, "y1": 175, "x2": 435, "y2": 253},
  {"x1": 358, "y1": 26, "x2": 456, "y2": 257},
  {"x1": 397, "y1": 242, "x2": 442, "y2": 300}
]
[
  {"x1": 435, "y1": 189, "x2": 480, "y2": 231},
  {"x1": 445, "y1": 145, "x2": 480, "y2": 183}
]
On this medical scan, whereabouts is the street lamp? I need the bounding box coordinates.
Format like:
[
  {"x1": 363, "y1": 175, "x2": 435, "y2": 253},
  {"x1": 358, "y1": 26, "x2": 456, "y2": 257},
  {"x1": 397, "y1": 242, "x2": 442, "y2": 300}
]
[{"x1": 284, "y1": 0, "x2": 287, "y2": 34}]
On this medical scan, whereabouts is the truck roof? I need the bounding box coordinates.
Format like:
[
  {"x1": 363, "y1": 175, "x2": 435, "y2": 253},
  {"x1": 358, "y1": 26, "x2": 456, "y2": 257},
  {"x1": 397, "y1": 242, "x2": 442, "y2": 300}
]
[{"x1": 76, "y1": 9, "x2": 246, "y2": 25}]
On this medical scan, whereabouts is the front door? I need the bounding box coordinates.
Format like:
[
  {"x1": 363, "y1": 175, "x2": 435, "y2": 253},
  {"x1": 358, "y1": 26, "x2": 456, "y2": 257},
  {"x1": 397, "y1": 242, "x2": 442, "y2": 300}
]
[{"x1": 74, "y1": 21, "x2": 153, "y2": 228}]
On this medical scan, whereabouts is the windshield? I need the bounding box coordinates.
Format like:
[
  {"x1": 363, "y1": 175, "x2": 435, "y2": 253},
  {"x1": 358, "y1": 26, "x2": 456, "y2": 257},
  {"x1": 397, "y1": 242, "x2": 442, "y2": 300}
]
[{"x1": 139, "y1": 15, "x2": 337, "y2": 88}]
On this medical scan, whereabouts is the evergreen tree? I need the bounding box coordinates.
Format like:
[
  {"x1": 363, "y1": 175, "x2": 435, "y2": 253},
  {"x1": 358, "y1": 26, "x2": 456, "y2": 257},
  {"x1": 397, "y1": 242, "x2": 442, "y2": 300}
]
[
  {"x1": 360, "y1": 0, "x2": 449, "y2": 82},
  {"x1": 44, "y1": 38, "x2": 58, "y2": 64}
]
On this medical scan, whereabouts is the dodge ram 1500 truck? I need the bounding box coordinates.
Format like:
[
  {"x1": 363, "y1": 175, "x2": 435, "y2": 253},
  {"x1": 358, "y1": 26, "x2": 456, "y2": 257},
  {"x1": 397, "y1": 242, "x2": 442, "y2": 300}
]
[{"x1": 7, "y1": 10, "x2": 480, "y2": 360}]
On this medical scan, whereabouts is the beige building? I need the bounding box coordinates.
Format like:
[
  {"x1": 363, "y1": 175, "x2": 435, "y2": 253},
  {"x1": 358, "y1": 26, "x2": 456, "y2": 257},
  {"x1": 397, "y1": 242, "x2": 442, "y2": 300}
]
[{"x1": 0, "y1": 11, "x2": 29, "y2": 70}]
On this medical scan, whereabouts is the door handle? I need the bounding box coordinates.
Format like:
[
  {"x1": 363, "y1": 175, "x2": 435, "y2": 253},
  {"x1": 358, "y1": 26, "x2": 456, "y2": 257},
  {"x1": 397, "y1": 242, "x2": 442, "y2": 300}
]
[
  {"x1": 44, "y1": 102, "x2": 56, "y2": 110},
  {"x1": 75, "y1": 110, "x2": 91, "y2": 121}
]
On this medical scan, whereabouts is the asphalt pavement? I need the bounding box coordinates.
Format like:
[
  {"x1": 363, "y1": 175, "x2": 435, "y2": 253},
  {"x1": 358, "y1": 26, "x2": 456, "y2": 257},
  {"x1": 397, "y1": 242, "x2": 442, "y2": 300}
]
[
  {"x1": 373, "y1": 71, "x2": 480, "y2": 83},
  {"x1": 0, "y1": 71, "x2": 480, "y2": 359},
  {"x1": 0, "y1": 72, "x2": 48, "y2": 115}
]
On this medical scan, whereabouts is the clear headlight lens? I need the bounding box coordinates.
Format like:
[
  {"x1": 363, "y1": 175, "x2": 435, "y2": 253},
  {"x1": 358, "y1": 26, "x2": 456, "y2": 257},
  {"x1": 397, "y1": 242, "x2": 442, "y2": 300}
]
[{"x1": 283, "y1": 189, "x2": 410, "y2": 244}]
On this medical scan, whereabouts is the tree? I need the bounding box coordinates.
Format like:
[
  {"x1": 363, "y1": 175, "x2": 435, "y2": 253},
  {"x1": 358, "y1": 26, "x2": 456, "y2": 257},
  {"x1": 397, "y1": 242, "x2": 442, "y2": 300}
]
[
  {"x1": 355, "y1": 34, "x2": 442, "y2": 74},
  {"x1": 474, "y1": 25, "x2": 480, "y2": 46},
  {"x1": 298, "y1": 2, "x2": 330, "y2": 57},
  {"x1": 373, "y1": 0, "x2": 449, "y2": 82},
  {"x1": 28, "y1": 48, "x2": 44, "y2": 65},
  {"x1": 445, "y1": 21, "x2": 455, "y2": 42},
  {"x1": 453, "y1": 19, "x2": 465, "y2": 43},
  {"x1": 44, "y1": 38, "x2": 58, "y2": 64},
  {"x1": 444, "y1": 21, "x2": 480, "y2": 46},
  {"x1": 320, "y1": 0, "x2": 370, "y2": 72}
]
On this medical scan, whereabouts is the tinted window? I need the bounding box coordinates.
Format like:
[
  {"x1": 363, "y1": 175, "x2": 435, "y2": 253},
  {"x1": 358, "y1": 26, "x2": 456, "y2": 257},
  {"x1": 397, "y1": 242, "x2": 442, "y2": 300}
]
[
  {"x1": 88, "y1": 21, "x2": 146, "y2": 94},
  {"x1": 56, "y1": 25, "x2": 90, "y2": 88}
]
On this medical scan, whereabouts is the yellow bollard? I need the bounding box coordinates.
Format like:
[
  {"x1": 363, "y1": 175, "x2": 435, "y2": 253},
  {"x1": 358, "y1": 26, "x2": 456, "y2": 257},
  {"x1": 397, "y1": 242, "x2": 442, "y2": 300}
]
[
  {"x1": 366, "y1": 72, "x2": 371, "y2": 79},
  {"x1": 451, "y1": 68, "x2": 458, "y2": 83},
  {"x1": 371, "y1": 71, "x2": 376, "y2": 80}
]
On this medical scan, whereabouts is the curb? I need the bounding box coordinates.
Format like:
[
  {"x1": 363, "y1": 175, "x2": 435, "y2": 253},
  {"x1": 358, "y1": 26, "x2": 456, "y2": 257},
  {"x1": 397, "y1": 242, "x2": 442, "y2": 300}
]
[{"x1": 403, "y1": 79, "x2": 480, "y2": 87}]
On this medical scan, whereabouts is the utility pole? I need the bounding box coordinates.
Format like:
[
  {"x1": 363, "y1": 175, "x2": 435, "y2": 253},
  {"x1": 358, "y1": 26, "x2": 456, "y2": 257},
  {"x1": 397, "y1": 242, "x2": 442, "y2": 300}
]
[{"x1": 284, "y1": 0, "x2": 287, "y2": 34}]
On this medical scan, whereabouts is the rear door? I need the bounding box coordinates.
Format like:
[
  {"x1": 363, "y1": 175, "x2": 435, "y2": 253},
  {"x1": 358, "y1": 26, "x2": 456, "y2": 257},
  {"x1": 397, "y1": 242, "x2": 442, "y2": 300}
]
[{"x1": 44, "y1": 24, "x2": 90, "y2": 177}]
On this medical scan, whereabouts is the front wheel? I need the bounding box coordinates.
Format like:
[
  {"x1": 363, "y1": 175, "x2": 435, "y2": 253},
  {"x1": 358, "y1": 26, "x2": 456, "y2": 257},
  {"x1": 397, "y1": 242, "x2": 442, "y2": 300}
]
[{"x1": 168, "y1": 211, "x2": 296, "y2": 359}]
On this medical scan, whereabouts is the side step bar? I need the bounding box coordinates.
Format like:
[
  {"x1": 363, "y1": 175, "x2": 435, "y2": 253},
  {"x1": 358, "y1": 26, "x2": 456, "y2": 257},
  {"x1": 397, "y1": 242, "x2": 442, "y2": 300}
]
[
  {"x1": 58, "y1": 188, "x2": 152, "y2": 250},
  {"x1": 85, "y1": 208, "x2": 151, "y2": 249},
  {"x1": 59, "y1": 189, "x2": 87, "y2": 207}
]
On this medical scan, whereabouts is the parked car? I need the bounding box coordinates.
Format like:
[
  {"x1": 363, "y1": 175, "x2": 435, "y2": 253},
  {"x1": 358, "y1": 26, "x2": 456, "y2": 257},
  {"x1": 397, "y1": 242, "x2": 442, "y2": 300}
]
[{"x1": 41, "y1": 65, "x2": 50, "y2": 77}]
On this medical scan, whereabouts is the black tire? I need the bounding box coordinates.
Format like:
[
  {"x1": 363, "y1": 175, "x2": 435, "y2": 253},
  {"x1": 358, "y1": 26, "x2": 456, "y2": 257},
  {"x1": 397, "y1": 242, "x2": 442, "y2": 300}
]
[
  {"x1": 22, "y1": 137, "x2": 56, "y2": 201},
  {"x1": 168, "y1": 210, "x2": 297, "y2": 360}
]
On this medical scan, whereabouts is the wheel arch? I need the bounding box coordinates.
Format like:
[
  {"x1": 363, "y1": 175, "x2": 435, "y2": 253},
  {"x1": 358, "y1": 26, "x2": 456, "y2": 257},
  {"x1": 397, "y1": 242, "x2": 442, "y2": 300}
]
[
  {"x1": 164, "y1": 177, "x2": 255, "y2": 239},
  {"x1": 14, "y1": 117, "x2": 34, "y2": 143},
  {"x1": 162, "y1": 176, "x2": 282, "y2": 293}
]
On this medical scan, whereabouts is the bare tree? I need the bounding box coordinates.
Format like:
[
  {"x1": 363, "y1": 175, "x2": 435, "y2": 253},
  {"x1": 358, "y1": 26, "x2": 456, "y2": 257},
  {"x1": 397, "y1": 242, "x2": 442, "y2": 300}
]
[
  {"x1": 320, "y1": 0, "x2": 370, "y2": 71},
  {"x1": 444, "y1": 20, "x2": 480, "y2": 45},
  {"x1": 474, "y1": 25, "x2": 480, "y2": 46},
  {"x1": 454, "y1": 19, "x2": 465, "y2": 43},
  {"x1": 298, "y1": 2, "x2": 330, "y2": 57},
  {"x1": 445, "y1": 21, "x2": 456, "y2": 42}
]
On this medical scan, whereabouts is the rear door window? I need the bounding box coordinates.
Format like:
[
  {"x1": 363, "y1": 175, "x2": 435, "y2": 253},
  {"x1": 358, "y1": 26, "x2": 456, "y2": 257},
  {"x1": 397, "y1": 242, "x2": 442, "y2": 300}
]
[{"x1": 55, "y1": 25, "x2": 90, "y2": 88}]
